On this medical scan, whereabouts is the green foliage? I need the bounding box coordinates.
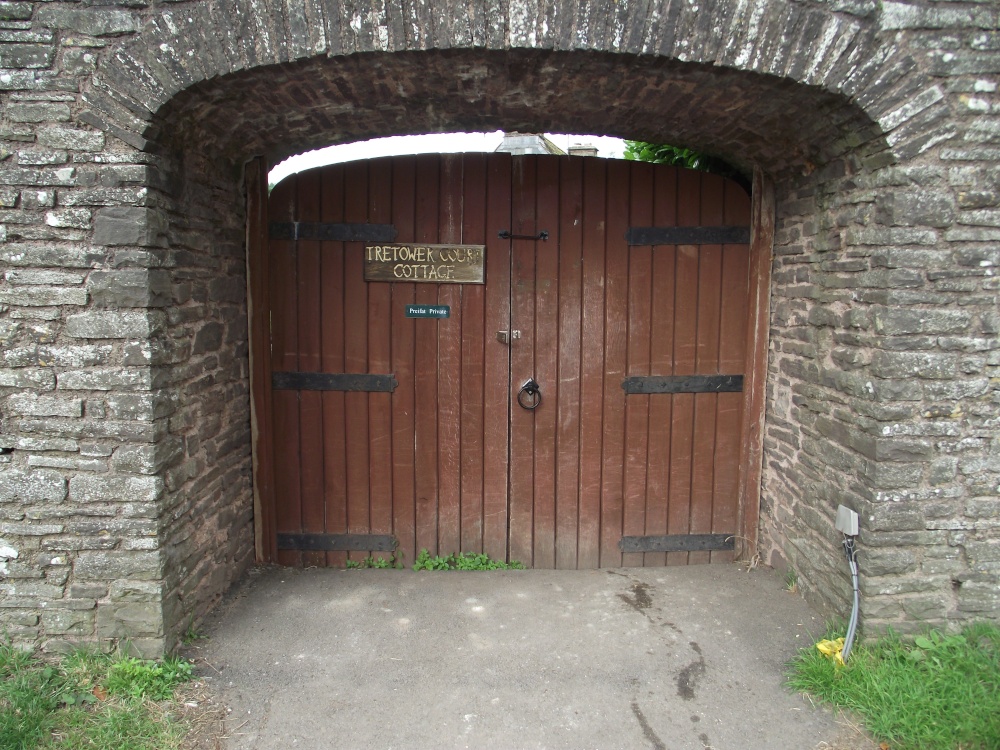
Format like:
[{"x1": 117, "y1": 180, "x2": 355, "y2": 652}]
[
  {"x1": 412, "y1": 549, "x2": 525, "y2": 571},
  {"x1": 345, "y1": 553, "x2": 403, "y2": 569},
  {"x1": 787, "y1": 623, "x2": 1000, "y2": 750},
  {"x1": 623, "y1": 140, "x2": 749, "y2": 190},
  {"x1": 0, "y1": 641, "x2": 194, "y2": 750},
  {"x1": 783, "y1": 568, "x2": 798, "y2": 592},
  {"x1": 180, "y1": 618, "x2": 208, "y2": 646},
  {"x1": 106, "y1": 656, "x2": 192, "y2": 701}
]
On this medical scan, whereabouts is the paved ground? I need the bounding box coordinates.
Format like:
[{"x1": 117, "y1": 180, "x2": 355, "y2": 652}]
[{"x1": 192, "y1": 564, "x2": 871, "y2": 750}]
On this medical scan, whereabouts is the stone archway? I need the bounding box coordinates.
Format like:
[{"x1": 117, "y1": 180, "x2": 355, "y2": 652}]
[{"x1": 2, "y1": 0, "x2": 994, "y2": 656}]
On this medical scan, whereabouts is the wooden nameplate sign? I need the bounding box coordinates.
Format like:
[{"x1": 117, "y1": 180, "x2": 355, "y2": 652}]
[{"x1": 364, "y1": 244, "x2": 486, "y2": 283}]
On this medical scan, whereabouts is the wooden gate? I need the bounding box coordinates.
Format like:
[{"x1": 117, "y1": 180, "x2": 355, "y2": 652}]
[{"x1": 249, "y1": 153, "x2": 766, "y2": 569}]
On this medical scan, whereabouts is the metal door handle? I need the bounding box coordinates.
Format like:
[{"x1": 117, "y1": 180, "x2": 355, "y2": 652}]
[{"x1": 517, "y1": 379, "x2": 542, "y2": 410}]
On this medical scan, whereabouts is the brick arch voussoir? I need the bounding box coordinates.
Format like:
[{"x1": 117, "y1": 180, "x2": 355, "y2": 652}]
[{"x1": 81, "y1": 0, "x2": 939, "y2": 165}]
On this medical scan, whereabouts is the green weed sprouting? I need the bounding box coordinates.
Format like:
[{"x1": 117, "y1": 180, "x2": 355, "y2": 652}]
[{"x1": 412, "y1": 549, "x2": 525, "y2": 571}]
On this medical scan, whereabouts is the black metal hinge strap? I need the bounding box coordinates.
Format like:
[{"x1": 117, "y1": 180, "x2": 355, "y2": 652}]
[
  {"x1": 272, "y1": 372, "x2": 398, "y2": 392},
  {"x1": 621, "y1": 374, "x2": 743, "y2": 394},
  {"x1": 269, "y1": 222, "x2": 397, "y2": 242},
  {"x1": 277, "y1": 533, "x2": 397, "y2": 552},
  {"x1": 619, "y1": 534, "x2": 735, "y2": 553},
  {"x1": 626, "y1": 226, "x2": 750, "y2": 246},
  {"x1": 498, "y1": 230, "x2": 549, "y2": 241}
]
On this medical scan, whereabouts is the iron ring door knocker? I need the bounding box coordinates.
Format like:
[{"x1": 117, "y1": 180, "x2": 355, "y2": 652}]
[{"x1": 517, "y1": 379, "x2": 542, "y2": 411}]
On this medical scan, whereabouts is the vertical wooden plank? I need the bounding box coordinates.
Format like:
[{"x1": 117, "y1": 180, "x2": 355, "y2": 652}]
[
  {"x1": 668, "y1": 169, "x2": 700, "y2": 566},
  {"x1": 577, "y1": 158, "x2": 607, "y2": 569},
  {"x1": 645, "y1": 166, "x2": 678, "y2": 567},
  {"x1": 367, "y1": 158, "x2": 394, "y2": 552},
  {"x1": 482, "y1": 153, "x2": 512, "y2": 562},
  {"x1": 460, "y1": 154, "x2": 487, "y2": 554},
  {"x1": 622, "y1": 161, "x2": 653, "y2": 568},
  {"x1": 711, "y1": 180, "x2": 752, "y2": 563},
  {"x1": 343, "y1": 160, "x2": 371, "y2": 564},
  {"x1": 688, "y1": 172, "x2": 724, "y2": 565},
  {"x1": 508, "y1": 156, "x2": 537, "y2": 566},
  {"x1": 532, "y1": 155, "x2": 560, "y2": 569},
  {"x1": 437, "y1": 154, "x2": 463, "y2": 556},
  {"x1": 296, "y1": 170, "x2": 326, "y2": 567},
  {"x1": 413, "y1": 154, "x2": 440, "y2": 556},
  {"x1": 246, "y1": 157, "x2": 276, "y2": 563},
  {"x1": 269, "y1": 175, "x2": 302, "y2": 567},
  {"x1": 390, "y1": 157, "x2": 417, "y2": 566},
  {"x1": 737, "y1": 167, "x2": 774, "y2": 562},
  {"x1": 555, "y1": 157, "x2": 583, "y2": 570},
  {"x1": 599, "y1": 158, "x2": 629, "y2": 569},
  {"x1": 320, "y1": 164, "x2": 348, "y2": 568}
]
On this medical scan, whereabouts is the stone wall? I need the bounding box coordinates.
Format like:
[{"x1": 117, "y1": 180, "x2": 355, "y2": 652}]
[{"x1": 0, "y1": 0, "x2": 996, "y2": 654}]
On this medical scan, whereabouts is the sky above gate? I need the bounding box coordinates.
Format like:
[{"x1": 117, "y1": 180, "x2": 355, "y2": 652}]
[{"x1": 269, "y1": 131, "x2": 626, "y2": 186}]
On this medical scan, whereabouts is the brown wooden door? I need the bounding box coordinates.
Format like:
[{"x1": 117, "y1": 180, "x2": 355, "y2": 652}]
[{"x1": 263, "y1": 153, "x2": 751, "y2": 568}]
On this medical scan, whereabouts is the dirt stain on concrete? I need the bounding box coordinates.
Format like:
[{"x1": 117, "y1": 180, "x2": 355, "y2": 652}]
[
  {"x1": 618, "y1": 581, "x2": 654, "y2": 613},
  {"x1": 676, "y1": 641, "x2": 705, "y2": 701},
  {"x1": 631, "y1": 700, "x2": 667, "y2": 750}
]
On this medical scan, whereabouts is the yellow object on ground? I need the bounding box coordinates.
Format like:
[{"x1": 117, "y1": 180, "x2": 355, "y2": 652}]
[{"x1": 816, "y1": 637, "x2": 845, "y2": 667}]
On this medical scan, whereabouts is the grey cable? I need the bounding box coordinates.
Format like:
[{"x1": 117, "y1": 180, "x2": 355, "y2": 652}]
[{"x1": 842, "y1": 535, "x2": 860, "y2": 662}]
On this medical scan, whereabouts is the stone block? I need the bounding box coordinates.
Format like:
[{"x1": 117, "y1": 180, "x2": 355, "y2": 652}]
[
  {"x1": 18, "y1": 150, "x2": 68, "y2": 166},
  {"x1": 69, "y1": 475, "x2": 164, "y2": 504},
  {"x1": 61, "y1": 48, "x2": 98, "y2": 76},
  {"x1": 69, "y1": 583, "x2": 107, "y2": 599},
  {"x1": 27, "y1": 455, "x2": 106, "y2": 471},
  {"x1": 5, "y1": 269, "x2": 85, "y2": 286},
  {"x1": 88, "y1": 269, "x2": 171, "y2": 308},
  {"x1": 875, "y1": 191, "x2": 955, "y2": 228},
  {"x1": 109, "y1": 580, "x2": 162, "y2": 602},
  {"x1": 871, "y1": 351, "x2": 956, "y2": 379},
  {"x1": 65, "y1": 310, "x2": 164, "y2": 339},
  {"x1": 37, "y1": 345, "x2": 112, "y2": 368},
  {"x1": 192, "y1": 322, "x2": 223, "y2": 354},
  {"x1": 957, "y1": 582, "x2": 1000, "y2": 614},
  {"x1": 6, "y1": 102, "x2": 70, "y2": 123},
  {"x1": 0, "y1": 3, "x2": 33, "y2": 21},
  {"x1": 0, "y1": 368, "x2": 52, "y2": 389},
  {"x1": 0, "y1": 287, "x2": 88, "y2": 306},
  {"x1": 35, "y1": 6, "x2": 140, "y2": 36},
  {"x1": 45, "y1": 209, "x2": 91, "y2": 229},
  {"x1": 41, "y1": 608, "x2": 93, "y2": 636},
  {"x1": 36, "y1": 126, "x2": 105, "y2": 151},
  {"x1": 864, "y1": 503, "x2": 926, "y2": 532},
  {"x1": 209, "y1": 276, "x2": 245, "y2": 303},
  {"x1": 6, "y1": 393, "x2": 83, "y2": 418},
  {"x1": 965, "y1": 540, "x2": 1000, "y2": 563},
  {"x1": 16, "y1": 437, "x2": 78, "y2": 452},
  {"x1": 75, "y1": 552, "x2": 163, "y2": 582},
  {"x1": 104, "y1": 393, "x2": 174, "y2": 421},
  {"x1": 58, "y1": 367, "x2": 154, "y2": 391},
  {"x1": 93, "y1": 207, "x2": 166, "y2": 247},
  {"x1": 0, "y1": 469, "x2": 66, "y2": 503},
  {"x1": 111, "y1": 439, "x2": 183, "y2": 475},
  {"x1": 872, "y1": 307, "x2": 972, "y2": 336},
  {"x1": 0, "y1": 45, "x2": 54, "y2": 70},
  {"x1": 95, "y1": 601, "x2": 163, "y2": 638},
  {"x1": 862, "y1": 548, "x2": 918, "y2": 576}
]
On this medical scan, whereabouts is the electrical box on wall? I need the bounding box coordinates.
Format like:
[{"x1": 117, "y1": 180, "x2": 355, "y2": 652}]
[{"x1": 836, "y1": 505, "x2": 859, "y2": 536}]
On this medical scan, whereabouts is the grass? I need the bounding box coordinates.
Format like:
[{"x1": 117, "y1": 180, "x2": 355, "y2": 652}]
[
  {"x1": 787, "y1": 622, "x2": 1000, "y2": 750},
  {"x1": 0, "y1": 642, "x2": 194, "y2": 750}
]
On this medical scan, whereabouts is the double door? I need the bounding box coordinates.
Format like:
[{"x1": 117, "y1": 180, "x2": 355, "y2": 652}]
[{"x1": 261, "y1": 152, "x2": 751, "y2": 568}]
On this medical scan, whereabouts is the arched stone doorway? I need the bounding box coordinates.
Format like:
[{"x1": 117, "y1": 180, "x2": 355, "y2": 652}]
[{"x1": 3, "y1": 1, "x2": 992, "y2": 656}]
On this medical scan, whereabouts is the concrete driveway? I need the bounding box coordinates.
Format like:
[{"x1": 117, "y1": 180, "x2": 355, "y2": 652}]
[{"x1": 193, "y1": 564, "x2": 868, "y2": 749}]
